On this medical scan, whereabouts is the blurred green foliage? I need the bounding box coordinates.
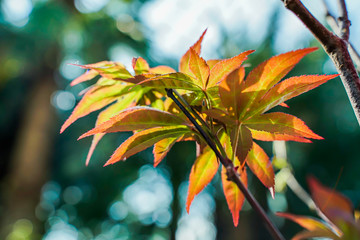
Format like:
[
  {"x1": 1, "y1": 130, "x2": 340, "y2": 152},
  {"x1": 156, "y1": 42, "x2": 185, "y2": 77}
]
[{"x1": 1, "y1": 0, "x2": 360, "y2": 240}]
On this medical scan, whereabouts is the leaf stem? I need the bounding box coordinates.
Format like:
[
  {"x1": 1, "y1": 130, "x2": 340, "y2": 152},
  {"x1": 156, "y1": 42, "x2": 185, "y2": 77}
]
[{"x1": 166, "y1": 88, "x2": 285, "y2": 240}]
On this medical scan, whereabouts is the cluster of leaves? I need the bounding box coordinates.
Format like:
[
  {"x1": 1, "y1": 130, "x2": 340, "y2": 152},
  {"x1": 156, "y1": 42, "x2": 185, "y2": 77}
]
[
  {"x1": 278, "y1": 177, "x2": 360, "y2": 240},
  {"x1": 61, "y1": 30, "x2": 337, "y2": 226}
]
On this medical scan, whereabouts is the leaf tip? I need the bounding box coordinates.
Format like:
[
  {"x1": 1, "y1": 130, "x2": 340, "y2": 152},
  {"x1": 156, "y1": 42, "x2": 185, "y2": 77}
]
[{"x1": 269, "y1": 187, "x2": 275, "y2": 199}]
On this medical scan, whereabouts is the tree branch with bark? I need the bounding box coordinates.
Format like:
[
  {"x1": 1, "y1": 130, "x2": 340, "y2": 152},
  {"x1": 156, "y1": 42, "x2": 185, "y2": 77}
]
[{"x1": 281, "y1": 0, "x2": 360, "y2": 126}]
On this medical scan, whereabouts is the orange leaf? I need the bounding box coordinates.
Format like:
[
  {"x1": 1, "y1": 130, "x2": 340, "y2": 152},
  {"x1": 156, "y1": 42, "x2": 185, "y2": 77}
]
[
  {"x1": 219, "y1": 67, "x2": 246, "y2": 118},
  {"x1": 179, "y1": 29, "x2": 207, "y2": 76},
  {"x1": 189, "y1": 48, "x2": 210, "y2": 89},
  {"x1": 238, "y1": 48, "x2": 317, "y2": 119},
  {"x1": 203, "y1": 108, "x2": 235, "y2": 126},
  {"x1": 105, "y1": 126, "x2": 190, "y2": 166},
  {"x1": 246, "y1": 142, "x2": 274, "y2": 188},
  {"x1": 206, "y1": 59, "x2": 221, "y2": 69},
  {"x1": 79, "y1": 106, "x2": 188, "y2": 139},
  {"x1": 257, "y1": 74, "x2": 338, "y2": 114},
  {"x1": 250, "y1": 129, "x2": 312, "y2": 143},
  {"x1": 277, "y1": 212, "x2": 340, "y2": 240},
  {"x1": 222, "y1": 165, "x2": 247, "y2": 226},
  {"x1": 308, "y1": 176, "x2": 354, "y2": 226},
  {"x1": 207, "y1": 50, "x2": 254, "y2": 88},
  {"x1": 60, "y1": 84, "x2": 130, "y2": 133},
  {"x1": 186, "y1": 145, "x2": 219, "y2": 212},
  {"x1": 244, "y1": 112, "x2": 323, "y2": 140},
  {"x1": 149, "y1": 65, "x2": 176, "y2": 74}
]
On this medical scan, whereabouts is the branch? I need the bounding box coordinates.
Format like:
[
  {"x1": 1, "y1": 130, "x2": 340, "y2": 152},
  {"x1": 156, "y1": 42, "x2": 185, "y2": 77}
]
[
  {"x1": 337, "y1": 0, "x2": 350, "y2": 41},
  {"x1": 166, "y1": 88, "x2": 285, "y2": 240},
  {"x1": 281, "y1": 0, "x2": 360, "y2": 127},
  {"x1": 321, "y1": 0, "x2": 360, "y2": 71}
]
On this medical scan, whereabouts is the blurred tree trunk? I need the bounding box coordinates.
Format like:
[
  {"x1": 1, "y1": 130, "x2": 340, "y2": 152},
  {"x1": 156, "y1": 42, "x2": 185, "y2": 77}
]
[{"x1": 0, "y1": 77, "x2": 56, "y2": 238}]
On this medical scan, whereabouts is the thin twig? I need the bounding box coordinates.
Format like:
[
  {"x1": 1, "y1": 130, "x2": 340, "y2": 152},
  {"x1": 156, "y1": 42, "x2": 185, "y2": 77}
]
[
  {"x1": 281, "y1": 0, "x2": 360, "y2": 127},
  {"x1": 321, "y1": 0, "x2": 360, "y2": 71},
  {"x1": 337, "y1": 0, "x2": 350, "y2": 41},
  {"x1": 166, "y1": 88, "x2": 285, "y2": 240}
]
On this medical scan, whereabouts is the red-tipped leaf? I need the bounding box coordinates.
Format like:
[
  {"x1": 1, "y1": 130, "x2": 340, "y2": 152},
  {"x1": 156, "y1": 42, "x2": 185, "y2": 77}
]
[{"x1": 186, "y1": 145, "x2": 219, "y2": 212}]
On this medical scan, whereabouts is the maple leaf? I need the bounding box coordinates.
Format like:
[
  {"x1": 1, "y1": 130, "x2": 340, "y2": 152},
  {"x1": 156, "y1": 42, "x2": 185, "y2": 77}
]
[{"x1": 62, "y1": 31, "x2": 339, "y2": 229}]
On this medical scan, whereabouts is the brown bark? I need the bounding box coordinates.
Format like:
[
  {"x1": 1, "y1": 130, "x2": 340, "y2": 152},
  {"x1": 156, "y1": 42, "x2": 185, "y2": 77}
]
[{"x1": 281, "y1": 0, "x2": 360, "y2": 126}]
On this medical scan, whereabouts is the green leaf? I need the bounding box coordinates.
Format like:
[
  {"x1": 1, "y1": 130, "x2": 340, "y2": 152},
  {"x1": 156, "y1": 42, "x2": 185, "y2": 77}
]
[
  {"x1": 244, "y1": 112, "x2": 323, "y2": 140},
  {"x1": 79, "y1": 106, "x2": 189, "y2": 139},
  {"x1": 105, "y1": 125, "x2": 191, "y2": 165},
  {"x1": 207, "y1": 50, "x2": 254, "y2": 88},
  {"x1": 138, "y1": 72, "x2": 203, "y2": 91},
  {"x1": 60, "y1": 83, "x2": 134, "y2": 133},
  {"x1": 77, "y1": 61, "x2": 133, "y2": 80}
]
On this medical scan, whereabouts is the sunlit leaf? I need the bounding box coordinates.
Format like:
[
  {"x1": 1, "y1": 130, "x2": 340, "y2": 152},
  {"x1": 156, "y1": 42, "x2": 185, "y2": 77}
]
[
  {"x1": 105, "y1": 125, "x2": 191, "y2": 166},
  {"x1": 189, "y1": 47, "x2": 210, "y2": 89},
  {"x1": 206, "y1": 59, "x2": 221, "y2": 69},
  {"x1": 246, "y1": 142, "x2": 274, "y2": 188},
  {"x1": 219, "y1": 67, "x2": 245, "y2": 118},
  {"x1": 207, "y1": 50, "x2": 254, "y2": 88},
  {"x1": 238, "y1": 48, "x2": 317, "y2": 119},
  {"x1": 85, "y1": 91, "x2": 142, "y2": 165},
  {"x1": 132, "y1": 57, "x2": 150, "y2": 75},
  {"x1": 60, "y1": 84, "x2": 133, "y2": 133},
  {"x1": 186, "y1": 145, "x2": 219, "y2": 212},
  {"x1": 77, "y1": 61, "x2": 133, "y2": 80},
  {"x1": 149, "y1": 65, "x2": 176, "y2": 74},
  {"x1": 256, "y1": 74, "x2": 338, "y2": 114},
  {"x1": 250, "y1": 129, "x2": 312, "y2": 143},
  {"x1": 138, "y1": 72, "x2": 203, "y2": 91},
  {"x1": 222, "y1": 165, "x2": 247, "y2": 227},
  {"x1": 79, "y1": 106, "x2": 188, "y2": 139},
  {"x1": 179, "y1": 29, "x2": 207, "y2": 76},
  {"x1": 245, "y1": 112, "x2": 322, "y2": 140}
]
